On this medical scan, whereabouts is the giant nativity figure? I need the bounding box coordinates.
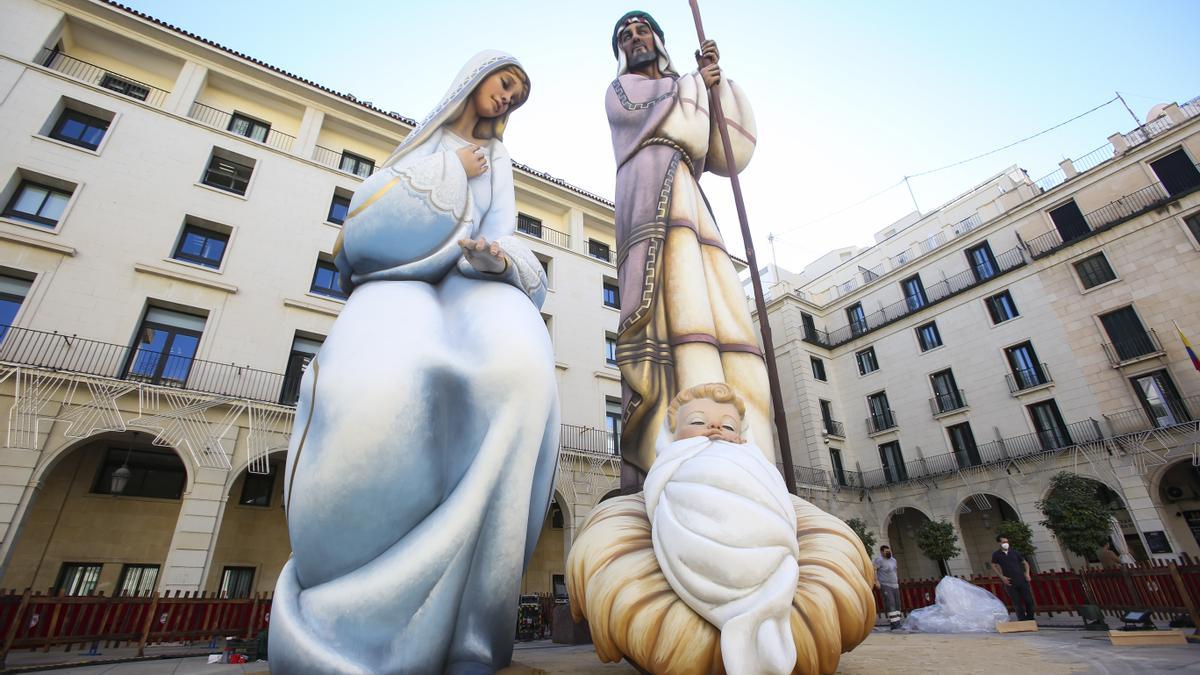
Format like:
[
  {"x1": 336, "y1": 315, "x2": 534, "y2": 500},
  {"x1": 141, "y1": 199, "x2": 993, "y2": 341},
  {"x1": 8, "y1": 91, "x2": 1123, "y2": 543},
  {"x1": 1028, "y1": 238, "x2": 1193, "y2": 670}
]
[{"x1": 271, "y1": 51, "x2": 560, "y2": 675}]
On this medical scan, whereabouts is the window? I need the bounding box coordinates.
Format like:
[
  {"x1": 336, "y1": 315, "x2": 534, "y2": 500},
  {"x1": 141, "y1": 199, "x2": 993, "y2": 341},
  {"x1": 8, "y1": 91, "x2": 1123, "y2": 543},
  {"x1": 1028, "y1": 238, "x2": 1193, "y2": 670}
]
[
  {"x1": 125, "y1": 307, "x2": 205, "y2": 388},
  {"x1": 1073, "y1": 252, "x2": 1116, "y2": 289},
  {"x1": 855, "y1": 346, "x2": 878, "y2": 375},
  {"x1": 829, "y1": 448, "x2": 847, "y2": 487},
  {"x1": 202, "y1": 150, "x2": 253, "y2": 195},
  {"x1": 985, "y1": 290, "x2": 1019, "y2": 324},
  {"x1": 866, "y1": 391, "x2": 894, "y2": 433},
  {"x1": 310, "y1": 259, "x2": 347, "y2": 299},
  {"x1": 0, "y1": 274, "x2": 32, "y2": 340},
  {"x1": 588, "y1": 239, "x2": 612, "y2": 262},
  {"x1": 1028, "y1": 399, "x2": 1071, "y2": 450},
  {"x1": 947, "y1": 422, "x2": 981, "y2": 468},
  {"x1": 1099, "y1": 306, "x2": 1156, "y2": 361},
  {"x1": 1186, "y1": 213, "x2": 1200, "y2": 245},
  {"x1": 930, "y1": 369, "x2": 964, "y2": 413},
  {"x1": 116, "y1": 564, "x2": 159, "y2": 597},
  {"x1": 819, "y1": 399, "x2": 841, "y2": 436},
  {"x1": 339, "y1": 151, "x2": 374, "y2": 178},
  {"x1": 800, "y1": 312, "x2": 818, "y2": 341},
  {"x1": 239, "y1": 464, "x2": 277, "y2": 507},
  {"x1": 327, "y1": 191, "x2": 352, "y2": 225},
  {"x1": 92, "y1": 446, "x2": 186, "y2": 499},
  {"x1": 172, "y1": 224, "x2": 228, "y2": 269},
  {"x1": 1132, "y1": 370, "x2": 1189, "y2": 428},
  {"x1": 605, "y1": 333, "x2": 618, "y2": 367},
  {"x1": 810, "y1": 356, "x2": 826, "y2": 381},
  {"x1": 219, "y1": 566, "x2": 255, "y2": 599},
  {"x1": 1149, "y1": 148, "x2": 1200, "y2": 197},
  {"x1": 54, "y1": 563, "x2": 102, "y2": 595},
  {"x1": 49, "y1": 108, "x2": 109, "y2": 150},
  {"x1": 846, "y1": 303, "x2": 867, "y2": 336},
  {"x1": 4, "y1": 180, "x2": 71, "y2": 228},
  {"x1": 605, "y1": 398, "x2": 622, "y2": 455},
  {"x1": 99, "y1": 73, "x2": 149, "y2": 101},
  {"x1": 517, "y1": 213, "x2": 543, "y2": 238},
  {"x1": 1005, "y1": 341, "x2": 1048, "y2": 391},
  {"x1": 280, "y1": 335, "x2": 324, "y2": 405},
  {"x1": 603, "y1": 281, "x2": 620, "y2": 309},
  {"x1": 966, "y1": 242, "x2": 998, "y2": 281},
  {"x1": 1048, "y1": 200, "x2": 1090, "y2": 243},
  {"x1": 227, "y1": 112, "x2": 270, "y2": 143},
  {"x1": 916, "y1": 321, "x2": 942, "y2": 351},
  {"x1": 878, "y1": 441, "x2": 907, "y2": 484},
  {"x1": 552, "y1": 574, "x2": 567, "y2": 600},
  {"x1": 901, "y1": 275, "x2": 927, "y2": 310}
]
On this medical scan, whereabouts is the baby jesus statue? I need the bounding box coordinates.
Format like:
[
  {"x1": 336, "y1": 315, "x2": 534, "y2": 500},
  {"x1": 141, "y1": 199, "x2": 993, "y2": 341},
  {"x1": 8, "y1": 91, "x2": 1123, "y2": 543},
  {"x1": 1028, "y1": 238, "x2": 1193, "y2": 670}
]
[{"x1": 568, "y1": 384, "x2": 877, "y2": 675}]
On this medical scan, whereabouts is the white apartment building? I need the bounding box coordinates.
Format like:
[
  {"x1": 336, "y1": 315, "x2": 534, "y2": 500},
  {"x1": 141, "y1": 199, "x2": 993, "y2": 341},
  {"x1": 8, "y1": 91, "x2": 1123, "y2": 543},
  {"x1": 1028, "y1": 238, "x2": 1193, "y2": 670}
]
[
  {"x1": 0, "y1": 0, "x2": 622, "y2": 599},
  {"x1": 761, "y1": 97, "x2": 1200, "y2": 579}
]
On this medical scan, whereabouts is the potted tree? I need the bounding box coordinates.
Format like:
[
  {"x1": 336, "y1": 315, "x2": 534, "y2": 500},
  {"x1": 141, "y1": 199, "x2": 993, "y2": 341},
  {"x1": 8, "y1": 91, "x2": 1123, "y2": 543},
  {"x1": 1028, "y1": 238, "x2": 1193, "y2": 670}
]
[
  {"x1": 916, "y1": 519, "x2": 961, "y2": 577},
  {"x1": 1036, "y1": 472, "x2": 1113, "y2": 560},
  {"x1": 843, "y1": 517, "x2": 877, "y2": 556}
]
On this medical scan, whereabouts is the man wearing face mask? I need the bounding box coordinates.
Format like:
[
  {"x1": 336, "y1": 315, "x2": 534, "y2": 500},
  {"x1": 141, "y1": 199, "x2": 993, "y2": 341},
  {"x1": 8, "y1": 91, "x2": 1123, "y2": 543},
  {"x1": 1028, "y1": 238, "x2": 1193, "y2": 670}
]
[
  {"x1": 991, "y1": 536, "x2": 1036, "y2": 621},
  {"x1": 872, "y1": 545, "x2": 903, "y2": 629}
]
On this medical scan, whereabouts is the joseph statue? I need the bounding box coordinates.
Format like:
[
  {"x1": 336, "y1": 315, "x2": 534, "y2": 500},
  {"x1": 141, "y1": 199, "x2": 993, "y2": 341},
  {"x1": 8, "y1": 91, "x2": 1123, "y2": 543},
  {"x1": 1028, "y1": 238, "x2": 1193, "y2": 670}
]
[{"x1": 607, "y1": 11, "x2": 769, "y2": 485}]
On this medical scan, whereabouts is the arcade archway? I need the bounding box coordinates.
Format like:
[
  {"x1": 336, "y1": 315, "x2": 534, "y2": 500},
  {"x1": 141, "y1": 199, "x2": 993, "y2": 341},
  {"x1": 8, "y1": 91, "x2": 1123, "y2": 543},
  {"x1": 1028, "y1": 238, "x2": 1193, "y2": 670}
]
[
  {"x1": 521, "y1": 491, "x2": 568, "y2": 598},
  {"x1": 955, "y1": 494, "x2": 1024, "y2": 575},
  {"x1": 1154, "y1": 460, "x2": 1200, "y2": 558},
  {"x1": 0, "y1": 431, "x2": 187, "y2": 595},
  {"x1": 1043, "y1": 475, "x2": 1145, "y2": 568},
  {"x1": 884, "y1": 507, "x2": 939, "y2": 580},
  {"x1": 204, "y1": 454, "x2": 289, "y2": 597}
]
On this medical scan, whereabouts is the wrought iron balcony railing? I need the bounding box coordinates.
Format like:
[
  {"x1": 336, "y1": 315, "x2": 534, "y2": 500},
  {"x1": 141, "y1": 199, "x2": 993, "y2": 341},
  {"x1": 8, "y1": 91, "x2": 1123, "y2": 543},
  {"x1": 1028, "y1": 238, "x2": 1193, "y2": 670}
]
[
  {"x1": 38, "y1": 48, "x2": 170, "y2": 108},
  {"x1": 1025, "y1": 180, "x2": 1184, "y2": 258},
  {"x1": 1101, "y1": 328, "x2": 1164, "y2": 366},
  {"x1": 0, "y1": 324, "x2": 289, "y2": 404},
  {"x1": 929, "y1": 389, "x2": 968, "y2": 415},
  {"x1": 1005, "y1": 363, "x2": 1053, "y2": 393},
  {"x1": 865, "y1": 409, "x2": 897, "y2": 435},
  {"x1": 187, "y1": 102, "x2": 297, "y2": 153},
  {"x1": 559, "y1": 423, "x2": 619, "y2": 456},
  {"x1": 311, "y1": 145, "x2": 376, "y2": 178},
  {"x1": 1103, "y1": 394, "x2": 1199, "y2": 436},
  {"x1": 803, "y1": 246, "x2": 1026, "y2": 348},
  {"x1": 516, "y1": 219, "x2": 571, "y2": 249},
  {"x1": 822, "y1": 418, "x2": 845, "y2": 437}
]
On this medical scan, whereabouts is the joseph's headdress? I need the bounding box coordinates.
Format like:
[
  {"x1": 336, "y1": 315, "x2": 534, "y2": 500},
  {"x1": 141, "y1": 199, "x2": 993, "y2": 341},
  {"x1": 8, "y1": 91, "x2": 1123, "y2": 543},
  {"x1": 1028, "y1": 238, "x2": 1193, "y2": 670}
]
[{"x1": 612, "y1": 10, "x2": 678, "y2": 77}]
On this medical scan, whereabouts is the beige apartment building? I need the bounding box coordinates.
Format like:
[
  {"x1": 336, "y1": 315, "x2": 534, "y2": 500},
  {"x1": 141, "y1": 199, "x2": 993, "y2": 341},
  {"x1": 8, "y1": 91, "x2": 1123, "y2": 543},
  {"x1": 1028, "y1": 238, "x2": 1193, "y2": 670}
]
[
  {"x1": 761, "y1": 98, "x2": 1200, "y2": 579},
  {"x1": 0, "y1": 0, "x2": 622, "y2": 599}
]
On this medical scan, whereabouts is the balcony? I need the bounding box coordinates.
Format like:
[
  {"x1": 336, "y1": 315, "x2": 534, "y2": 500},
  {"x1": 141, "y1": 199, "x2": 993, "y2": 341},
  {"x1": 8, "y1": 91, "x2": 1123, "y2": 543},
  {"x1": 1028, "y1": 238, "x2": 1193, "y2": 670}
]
[
  {"x1": 311, "y1": 145, "x2": 375, "y2": 178},
  {"x1": 587, "y1": 240, "x2": 615, "y2": 264},
  {"x1": 1103, "y1": 394, "x2": 1199, "y2": 436},
  {"x1": 804, "y1": 246, "x2": 1026, "y2": 348},
  {"x1": 1005, "y1": 362, "x2": 1053, "y2": 394},
  {"x1": 952, "y1": 213, "x2": 983, "y2": 237},
  {"x1": 1102, "y1": 328, "x2": 1165, "y2": 366},
  {"x1": 38, "y1": 48, "x2": 170, "y2": 108},
  {"x1": 559, "y1": 423, "x2": 619, "y2": 456},
  {"x1": 822, "y1": 418, "x2": 845, "y2": 438},
  {"x1": 187, "y1": 102, "x2": 296, "y2": 153},
  {"x1": 865, "y1": 409, "x2": 898, "y2": 435},
  {"x1": 516, "y1": 219, "x2": 571, "y2": 249},
  {"x1": 853, "y1": 419, "x2": 1103, "y2": 490},
  {"x1": 929, "y1": 389, "x2": 968, "y2": 416},
  {"x1": 0, "y1": 324, "x2": 288, "y2": 404},
  {"x1": 1025, "y1": 179, "x2": 1188, "y2": 258}
]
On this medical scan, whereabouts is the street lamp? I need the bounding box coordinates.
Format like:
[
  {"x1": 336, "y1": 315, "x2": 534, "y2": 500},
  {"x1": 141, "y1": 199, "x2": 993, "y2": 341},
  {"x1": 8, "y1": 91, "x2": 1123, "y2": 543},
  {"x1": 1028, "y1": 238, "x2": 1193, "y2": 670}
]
[{"x1": 110, "y1": 432, "x2": 136, "y2": 495}]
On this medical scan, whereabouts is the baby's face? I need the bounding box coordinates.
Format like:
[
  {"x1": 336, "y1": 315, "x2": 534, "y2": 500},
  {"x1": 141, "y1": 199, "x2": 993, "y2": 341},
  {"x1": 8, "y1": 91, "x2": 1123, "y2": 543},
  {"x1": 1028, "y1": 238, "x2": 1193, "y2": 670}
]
[{"x1": 674, "y1": 399, "x2": 744, "y2": 443}]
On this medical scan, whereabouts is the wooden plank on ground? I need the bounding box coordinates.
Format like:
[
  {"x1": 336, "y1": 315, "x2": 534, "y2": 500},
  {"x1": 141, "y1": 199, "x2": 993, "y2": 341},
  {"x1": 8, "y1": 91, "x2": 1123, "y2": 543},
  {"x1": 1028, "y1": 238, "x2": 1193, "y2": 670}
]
[
  {"x1": 997, "y1": 620, "x2": 1038, "y2": 633},
  {"x1": 1108, "y1": 629, "x2": 1188, "y2": 646}
]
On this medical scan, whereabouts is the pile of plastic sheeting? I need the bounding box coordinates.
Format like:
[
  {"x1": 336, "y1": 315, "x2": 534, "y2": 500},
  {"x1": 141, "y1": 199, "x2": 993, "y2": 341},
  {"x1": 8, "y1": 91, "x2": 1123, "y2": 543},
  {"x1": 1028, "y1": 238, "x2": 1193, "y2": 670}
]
[{"x1": 902, "y1": 576, "x2": 1010, "y2": 633}]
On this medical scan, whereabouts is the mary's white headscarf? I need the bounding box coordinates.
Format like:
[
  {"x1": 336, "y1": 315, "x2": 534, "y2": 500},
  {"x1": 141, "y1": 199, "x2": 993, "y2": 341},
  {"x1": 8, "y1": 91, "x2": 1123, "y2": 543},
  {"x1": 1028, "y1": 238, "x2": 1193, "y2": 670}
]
[{"x1": 382, "y1": 50, "x2": 529, "y2": 169}]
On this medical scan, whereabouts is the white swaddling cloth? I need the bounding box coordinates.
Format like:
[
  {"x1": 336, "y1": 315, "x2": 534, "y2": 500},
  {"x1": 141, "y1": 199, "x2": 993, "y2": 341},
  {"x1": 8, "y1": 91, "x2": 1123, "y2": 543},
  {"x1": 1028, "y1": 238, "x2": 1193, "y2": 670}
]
[{"x1": 643, "y1": 436, "x2": 799, "y2": 675}]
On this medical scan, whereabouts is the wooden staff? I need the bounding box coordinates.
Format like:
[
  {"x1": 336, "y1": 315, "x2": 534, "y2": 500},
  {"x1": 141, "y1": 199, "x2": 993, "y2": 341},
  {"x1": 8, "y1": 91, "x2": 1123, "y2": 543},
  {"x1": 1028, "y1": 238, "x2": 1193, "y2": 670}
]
[{"x1": 688, "y1": 0, "x2": 798, "y2": 494}]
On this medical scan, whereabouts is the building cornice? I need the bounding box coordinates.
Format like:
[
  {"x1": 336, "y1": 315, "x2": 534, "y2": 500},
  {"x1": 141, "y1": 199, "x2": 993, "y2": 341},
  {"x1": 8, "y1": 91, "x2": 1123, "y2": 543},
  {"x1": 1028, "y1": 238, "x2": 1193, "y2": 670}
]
[
  {"x1": 0, "y1": 228, "x2": 77, "y2": 256},
  {"x1": 133, "y1": 262, "x2": 237, "y2": 293}
]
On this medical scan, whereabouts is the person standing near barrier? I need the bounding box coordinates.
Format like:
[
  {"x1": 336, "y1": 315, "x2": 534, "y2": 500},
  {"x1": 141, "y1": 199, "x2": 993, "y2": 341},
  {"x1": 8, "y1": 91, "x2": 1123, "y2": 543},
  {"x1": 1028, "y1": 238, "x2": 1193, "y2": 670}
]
[
  {"x1": 991, "y1": 535, "x2": 1036, "y2": 621},
  {"x1": 873, "y1": 545, "x2": 903, "y2": 629}
]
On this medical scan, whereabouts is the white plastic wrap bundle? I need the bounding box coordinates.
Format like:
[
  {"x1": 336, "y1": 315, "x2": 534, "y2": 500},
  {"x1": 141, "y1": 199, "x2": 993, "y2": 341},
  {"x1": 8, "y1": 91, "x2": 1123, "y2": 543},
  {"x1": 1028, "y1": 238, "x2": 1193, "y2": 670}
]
[
  {"x1": 902, "y1": 576, "x2": 1010, "y2": 632},
  {"x1": 644, "y1": 436, "x2": 799, "y2": 675}
]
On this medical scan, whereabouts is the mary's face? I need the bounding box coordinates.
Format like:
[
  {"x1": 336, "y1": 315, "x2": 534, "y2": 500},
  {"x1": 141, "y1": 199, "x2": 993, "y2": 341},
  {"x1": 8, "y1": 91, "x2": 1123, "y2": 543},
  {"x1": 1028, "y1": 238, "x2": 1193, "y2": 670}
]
[{"x1": 471, "y1": 70, "x2": 523, "y2": 119}]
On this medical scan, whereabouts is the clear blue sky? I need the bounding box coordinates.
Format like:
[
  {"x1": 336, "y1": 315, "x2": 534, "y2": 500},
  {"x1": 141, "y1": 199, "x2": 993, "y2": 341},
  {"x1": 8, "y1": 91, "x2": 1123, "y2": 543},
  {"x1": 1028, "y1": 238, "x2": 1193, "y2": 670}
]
[{"x1": 121, "y1": 0, "x2": 1200, "y2": 271}]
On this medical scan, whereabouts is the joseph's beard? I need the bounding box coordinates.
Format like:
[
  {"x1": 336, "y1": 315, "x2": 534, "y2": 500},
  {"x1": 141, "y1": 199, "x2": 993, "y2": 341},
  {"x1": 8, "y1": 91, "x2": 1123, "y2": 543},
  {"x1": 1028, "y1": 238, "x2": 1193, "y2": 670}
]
[{"x1": 629, "y1": 48, "x2": 658, "y2": 71}]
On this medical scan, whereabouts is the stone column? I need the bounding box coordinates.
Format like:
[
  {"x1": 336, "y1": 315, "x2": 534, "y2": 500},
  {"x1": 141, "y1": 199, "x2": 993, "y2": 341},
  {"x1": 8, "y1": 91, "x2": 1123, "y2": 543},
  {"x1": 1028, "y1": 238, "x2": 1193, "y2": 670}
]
[
  {"x1": 164, "y1": 62, "x2": 208, "y2": 117},
  {"x1": 1114, "y1": 471, "x2": 1177, "y2": 562},
  {"x1": 1107, "y1": 133, "x2": 1130, "y2": 156},
  {"x1": 566, "y1": 208, "x2": 585, "y2": 254},
  {"x1": 1058, "y1": 158, "x2": 1078, "y2": 180},
  {"x1": 294, "y1": 106, "x2": 325, "y2": 162},
  {"x1": 1011, "y1": 486, "x2": 1068, "y2": 570},
  {"x1": 1163, "y1": 103, "x2": 1185, "y2": 124},
  {"x1": 158, "y1": 466, "x2": 229, "y2": 592}
]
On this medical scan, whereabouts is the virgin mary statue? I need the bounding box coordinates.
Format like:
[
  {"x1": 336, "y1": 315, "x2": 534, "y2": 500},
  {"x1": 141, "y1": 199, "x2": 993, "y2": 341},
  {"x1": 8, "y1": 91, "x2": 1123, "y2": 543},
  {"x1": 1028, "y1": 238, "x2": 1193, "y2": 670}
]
[{"x1": 270, "y1": 51, "x2": 560, "y2": 675}]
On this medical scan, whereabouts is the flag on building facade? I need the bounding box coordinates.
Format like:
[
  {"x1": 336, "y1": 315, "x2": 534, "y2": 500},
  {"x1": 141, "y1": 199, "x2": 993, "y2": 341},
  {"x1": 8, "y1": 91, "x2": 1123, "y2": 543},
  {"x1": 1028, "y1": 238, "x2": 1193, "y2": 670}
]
[{"x1": 1176, "y1": 321, "x2": 1200, "y2": 372}]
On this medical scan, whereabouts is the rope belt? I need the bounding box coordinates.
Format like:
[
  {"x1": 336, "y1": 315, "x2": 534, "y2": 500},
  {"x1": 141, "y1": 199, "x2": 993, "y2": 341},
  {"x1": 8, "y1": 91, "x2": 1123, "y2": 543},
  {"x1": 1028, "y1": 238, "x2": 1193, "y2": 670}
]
[{"x1": 639, "y1": 137, "x2": 695, "y2": 175}]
